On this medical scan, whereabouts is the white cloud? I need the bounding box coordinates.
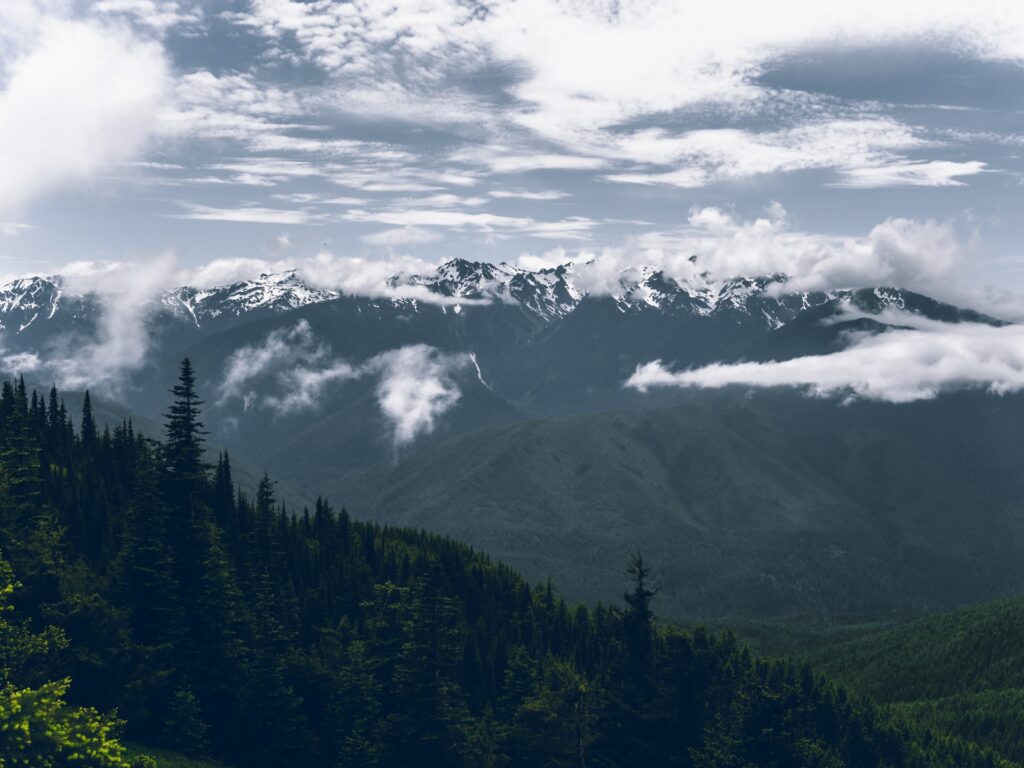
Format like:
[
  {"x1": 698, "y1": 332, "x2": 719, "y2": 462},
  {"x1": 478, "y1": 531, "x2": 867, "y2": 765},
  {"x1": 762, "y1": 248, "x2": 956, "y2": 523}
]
[
  {"x1": 0, "y1": 351, "x2": 42, "y2": 374},
  {"x1": 451, "y1": 146, "x2": 608, "y2": 174},
  {"x1": 167, "y1": 204, "x2": 321, "y2": 225},
  {"x1": 0, "y1": 17, "x2": 170, "y2": 211},
  {"x1": 626, "y1": 312, "x2": 1024, "y2": 404},
  {"x1": 266, "y1": 361, "x2": 361, "y2": 414},
  {"x1": 0, "y1": 222, "x2": 34, "y2": 237},
  {"x1": 364, "y1": 345, "x2": 471, "y2": 446},
  {"x1": 546, "y1": 205, "x2": 968, "y2": 299},
  {"x1": 603, "y1": 119, "x2": 972, "y2": 188},
  {"x1": 834, "y1": 160, "x2": 988, "y2": 188},
  {"x1": 343, "y1": 207, "x2": 596, "y2": 239},
  {"x1": 48, "y1": 253, "x2": 178, "y2": 392},
  {"x1": 93, "y1": 0, "x2": 203, "y2": 32},
  {"x1": 219, "y1": 319, "x2": 326, "y2": 406},
  {"x1": 231, "y1": 0, "x2": 1024, "y2": 142},
  {"x1": 488, "y1": 189, "x2": 570, "y2": 201},
  {"x1": 218, "y1": 320, "x2": 469, "y2": 443},
  {"x1": 176, "y1": 252, "x2": 486, "y2": 306},
  {"x1": 362, "y1": 227, "x2": 443, "y2": 246}
]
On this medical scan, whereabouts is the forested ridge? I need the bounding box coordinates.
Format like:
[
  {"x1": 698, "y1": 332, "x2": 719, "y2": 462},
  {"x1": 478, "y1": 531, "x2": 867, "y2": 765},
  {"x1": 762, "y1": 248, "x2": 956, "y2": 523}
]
[
  {"x1": 806, "y1": 595, "x2": 1024, "y2": 764},
  {"x1": 0, "y1": 361, "x2": 1013, "y2": 767}
]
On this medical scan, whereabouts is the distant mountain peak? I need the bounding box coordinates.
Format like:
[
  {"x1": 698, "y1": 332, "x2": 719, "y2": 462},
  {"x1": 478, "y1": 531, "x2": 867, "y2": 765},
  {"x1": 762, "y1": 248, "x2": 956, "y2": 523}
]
[
  {"x1": 0, "y1": 260, "x2": 999, "y2": 337},
  {"x1": 161, "y1": 270, "x2": 339, "y2": 326}
]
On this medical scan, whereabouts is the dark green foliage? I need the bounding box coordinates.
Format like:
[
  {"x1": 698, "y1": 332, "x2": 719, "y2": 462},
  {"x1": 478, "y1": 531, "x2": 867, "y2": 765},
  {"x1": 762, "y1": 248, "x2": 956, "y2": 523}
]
[
  {"x1": 0, "y1": 366, "x2": 1014, "y2": 767},
  {"x1": 805, "y1": 594, "x2": 1024, "y2": 764},
  {"x1": 0, "y1": 554, "x2": 133, "y2": 767}
]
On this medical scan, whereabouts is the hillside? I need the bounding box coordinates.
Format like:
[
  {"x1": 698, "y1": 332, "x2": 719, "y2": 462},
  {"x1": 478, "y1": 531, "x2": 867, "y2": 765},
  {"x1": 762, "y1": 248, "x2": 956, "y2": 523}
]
[
  {"x1": 335, "y1": 390, "x2": 1024, "y2": 620},
  {"x1": 0, "y1": 367, "x2": 1008, "y2": 767},
  {"x1": 804, "y1": 594, "x2": 1024, "y2": 763},
  {"x1": 1, "y1": 264, "x2": 1021, "y2": 626}
]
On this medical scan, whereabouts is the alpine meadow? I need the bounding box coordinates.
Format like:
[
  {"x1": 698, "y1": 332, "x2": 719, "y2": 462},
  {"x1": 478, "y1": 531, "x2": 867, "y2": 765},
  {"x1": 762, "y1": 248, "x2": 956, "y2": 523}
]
[{"x1": 2, "y1": 1, "x2": 1024, "y2": 766}]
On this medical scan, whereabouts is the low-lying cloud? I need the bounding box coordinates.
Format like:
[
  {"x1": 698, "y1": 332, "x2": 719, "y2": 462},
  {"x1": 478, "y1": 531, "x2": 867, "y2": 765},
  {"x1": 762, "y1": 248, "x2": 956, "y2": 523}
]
[
  {"x1": 514, "y1": 203, "x2": 1001, "y2": 315},
  {"x1": 179, "y1": 252, "x2": 490, "y2": 307},
  {"x1": 42, "y1": 254, "x2": 178, "y2": 393},
  {"x1": 364, "y1": 345, "x2": 471, "y2": 446},
  {"x1": 219, "y1": 322, "x2": 471, "y2": 445},
  {"x1": 626, "y1": 313, "x2": 1024, "y2": 404}
]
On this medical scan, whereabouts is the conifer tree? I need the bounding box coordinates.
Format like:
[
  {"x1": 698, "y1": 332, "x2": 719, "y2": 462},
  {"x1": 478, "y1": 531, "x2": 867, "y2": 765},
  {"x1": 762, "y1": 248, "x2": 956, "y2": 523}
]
[
  {"x1": 0, "y1": 554, "x2": 132, "y2": 768},
  {"x1": 81, "y1": 391, "x2": 97, "y2": 454},
  {"x1": 163, "y1": 359, "x2": 207, "y2": 499}
]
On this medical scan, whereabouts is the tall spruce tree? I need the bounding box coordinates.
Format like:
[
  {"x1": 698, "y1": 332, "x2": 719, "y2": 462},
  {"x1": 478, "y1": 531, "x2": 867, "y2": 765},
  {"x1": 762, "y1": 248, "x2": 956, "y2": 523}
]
[
  {"x1": 80, "y1": 391, "x2": 97, "y2": 454},
  {"x1": 163, "y1": 359, "x2": 206, "y2": 498}
]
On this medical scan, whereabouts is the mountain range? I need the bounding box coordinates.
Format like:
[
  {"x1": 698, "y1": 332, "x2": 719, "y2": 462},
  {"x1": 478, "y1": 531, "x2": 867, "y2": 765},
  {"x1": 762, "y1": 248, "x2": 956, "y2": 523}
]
[{"x1": 0, "y1": 259, "x2": 1019, "y2": 621}]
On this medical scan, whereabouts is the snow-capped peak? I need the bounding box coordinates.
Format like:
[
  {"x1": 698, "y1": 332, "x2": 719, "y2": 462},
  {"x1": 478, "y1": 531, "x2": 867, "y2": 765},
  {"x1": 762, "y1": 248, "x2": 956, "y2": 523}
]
[
  {"x1": 396, "y1": 258, "x2": 580, "y2": 321},
  {"x1": 0, "y1": 276, "x2": 74, "y2": 333},
  {"x1": 162, "y1": 270, "x2": 340, "y2": 326},
  {"x1": 0, "y1": 259, "x2": 945, "y2": 335}
]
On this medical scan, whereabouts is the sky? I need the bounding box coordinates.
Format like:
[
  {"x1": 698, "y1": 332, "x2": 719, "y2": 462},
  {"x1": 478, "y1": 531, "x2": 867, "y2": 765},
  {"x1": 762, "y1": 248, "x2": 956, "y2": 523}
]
[{"x1": 2, "y1": 0, "x2": 1024, "y2": 309}]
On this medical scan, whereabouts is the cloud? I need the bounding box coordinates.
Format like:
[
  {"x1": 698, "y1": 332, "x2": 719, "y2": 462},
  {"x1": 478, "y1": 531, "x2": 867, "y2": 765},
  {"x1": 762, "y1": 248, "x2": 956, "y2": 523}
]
[
  {"x1": 0, "y1": 16, "x2": 170, "y2": 212},
  {"x1": 218, "y1": 319, "x2": 361, "y2": 415},
  {"x1": 0, "y1": 350, "x2": 42, "y2": 375},
  {"x1": 92, "y1": 0, "x2": 204, "y2": 33},
  {"x1": 541, "y1": 205, "x2": 968, "y2": 299},
  {"x1": 602, "y1": 119, "x2": 978, "y2": 188},
  {"x1": 173, "y1": 252, "x2": 484, "y2": 306},
  {"x1": 218, "y1": 319, "x2": 326, "y2": 409},
  {"x1": 343, "y1": 207, "x2": 597, "y2": 240},
  {"x1": 451, "y1": 146, "x2": 608, "y2": 174},
  {"x1": 833, "y1": 160, "x2": 988, "y2": 188},
  {"x1": 267, "y1": 233, "x2": 292, "y2": 254},
  {"x1": 362, "y1": 227, "x2": 443, "y2": 246},
  {"x1": 218, "y1": 321, "x2": 469, "y2": 443},
  {"x1": 626, "y1": 312, "x2": 1024, "y2": 404},
  {"x1": 232, "y1": 1, "x2": 1024, "y2": 141},
  {"x1": 366, "y1": 345, "x2": 471, "y2": 446},
  {"x1": 488, "y1": 189, "x2": 570, "y2": 201},
  {"x1": 167, "y1": 204, "x2": 322, "y2": 225},
  {"x1": 0, "y1": 222, "x2": 34, "y2": 237},
  {"x1": 47, "y1": 253, "x2": 179, "y2": 393}
]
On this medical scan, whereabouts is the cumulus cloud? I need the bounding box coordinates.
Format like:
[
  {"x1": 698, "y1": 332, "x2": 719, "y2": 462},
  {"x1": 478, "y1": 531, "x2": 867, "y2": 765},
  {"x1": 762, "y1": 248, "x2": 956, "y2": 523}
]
[
  {"x1": 365, "y1": 345, "x2": 472, "y2": 446},
  {"x1": 0, "y1": 15, "x2": 170, "y2": 212},
  {"x1": 531, "y1": 205, "x2": 969, "y2": 301},
  {"x1": 626, "y1": 311, "x2": 1024, "y2": 404},
  {"x1": 218, "y1": 322, "x2": 470, "y2": 444}
]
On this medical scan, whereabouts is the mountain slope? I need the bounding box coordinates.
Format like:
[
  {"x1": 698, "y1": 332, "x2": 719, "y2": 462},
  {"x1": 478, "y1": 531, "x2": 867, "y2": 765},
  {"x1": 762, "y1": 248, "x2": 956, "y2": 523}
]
[
  {"x1": 332, "y1": 390, "x2": 1024, "y2": 620},
  {"x1": 803, "y1": 593, "x2": 1024, "y2": 763}
]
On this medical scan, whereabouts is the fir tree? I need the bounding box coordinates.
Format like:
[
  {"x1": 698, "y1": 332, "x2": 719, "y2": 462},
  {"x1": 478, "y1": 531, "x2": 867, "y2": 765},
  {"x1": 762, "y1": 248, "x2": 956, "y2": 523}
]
[{"x1": 81, "y1": 391, "x2": 97, "y2": 454}]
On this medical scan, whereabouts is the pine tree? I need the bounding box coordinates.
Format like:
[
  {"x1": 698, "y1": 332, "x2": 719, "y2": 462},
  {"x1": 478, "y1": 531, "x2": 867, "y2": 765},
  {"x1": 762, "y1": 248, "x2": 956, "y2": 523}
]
[
  {"x1": 81, "y1": 391, "x2": 97, "y2": 454},
  {"x1": 163, "y1": 359, "x2": 207, "y2": 499},
  {"x1": 384, "y1": 556, "x2": 470, "y2": 767},
  {"x1": 0, "y1": 554, "x2": 133, "y2": 768}
]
